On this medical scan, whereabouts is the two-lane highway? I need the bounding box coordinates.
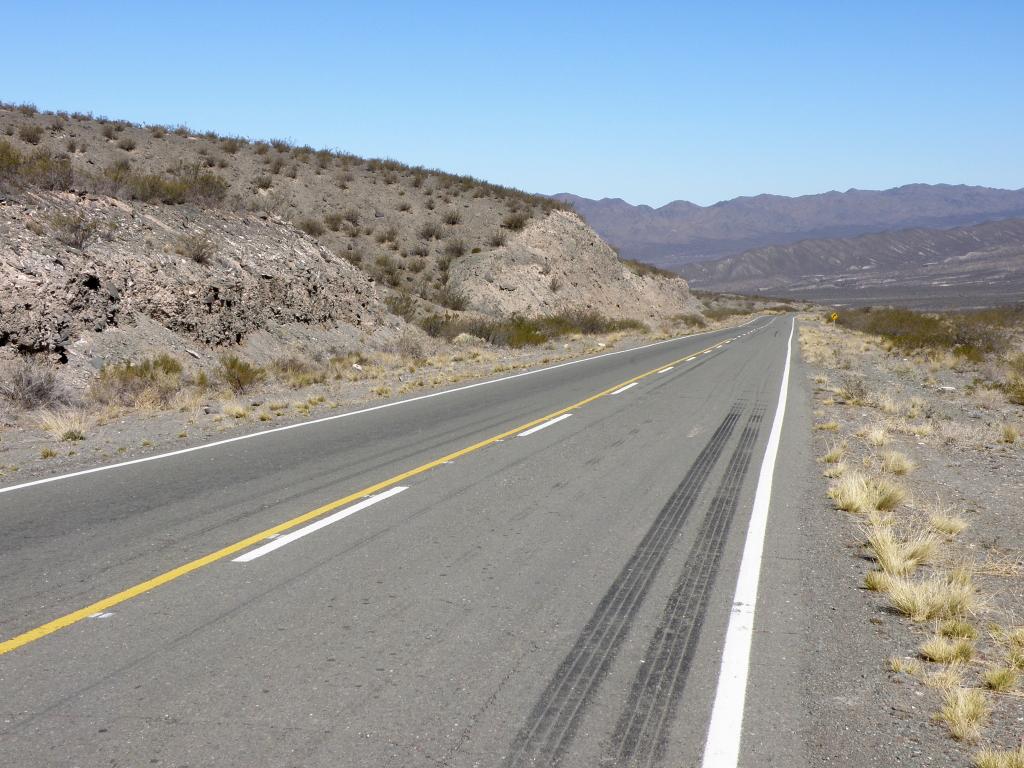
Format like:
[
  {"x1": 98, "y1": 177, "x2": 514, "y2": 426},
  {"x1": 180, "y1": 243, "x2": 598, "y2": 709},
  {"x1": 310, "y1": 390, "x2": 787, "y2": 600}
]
[{"x1": 0, "y1": 315, "x2": 803, "y2": 767}]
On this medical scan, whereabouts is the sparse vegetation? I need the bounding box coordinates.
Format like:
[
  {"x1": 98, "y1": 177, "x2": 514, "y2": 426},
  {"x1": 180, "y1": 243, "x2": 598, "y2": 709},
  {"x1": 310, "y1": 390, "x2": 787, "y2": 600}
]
[
  {"x1": 175, "y1": 232, "x2": 217, "y2": 264},
  {"x1": 0, "y1": 359, "x2": 69, "y2": 409},
  {"x1": 90, "y1": 354, "x2": 185, "y2": 407},
  {"x1": 219, "y1": 355, "x2": 266, "y2": 393},
  {"x1": 418, "y1": 310, "x2": 646, "y2": 348},
  {"x1": 50, "y1": 212, "x2": 97, "y2": 250}
]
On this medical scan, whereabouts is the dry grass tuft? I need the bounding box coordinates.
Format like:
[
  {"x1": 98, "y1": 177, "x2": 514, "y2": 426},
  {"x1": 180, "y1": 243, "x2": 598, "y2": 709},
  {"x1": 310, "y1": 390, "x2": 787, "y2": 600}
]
[
  {"x1": 890, "y1": 656, "x2": 922, "y2": 675},
  {"x1": 940, "y1": 619, "x2": 978, "y2": 641},
  {"x1": 982, "y1": 665, "x2": 1018, "y2": 693},
  {"x1": 822, "y1": 442, "x2": 846, "y2": 464},
  {"x1": 221, "y1": 401, "x2": 248, "y2": 419},
  {"x1": 828, "y1": 471, "x2": 905, "y2": 513},
  {"x1": 864, "y1": 570, "x2": 890, "y2": 592},
  {"x1": 36, "y1": 409, "x2": 89, "y2": 441},
  {"x1": 815, "y1": 421, "x2": 839, "y2": 431},
  {"x1": 920, "y1": 635, "x2": 974, "y2": 664},
  {"x1": 939, "y1": 687, "x2": 988, "y2": 741},
  {"x1": 931, "y1": 514, "x2": 969, "y2": 536},
  {"x1": 1001, "y1": 424, "x2": 1020, "y2": 444},
  {"x1": 881, "y1": 450, "x2": 915, "y2": 475},
  {"x1": 974, "y1": 746, "x2": 1024, "y2": 768},
  {"x1": 823, "y1": 461, "x2": 847, "y2": 478},
  {"x1": 887, "y1": 572, "x2": 974, "y2": 622},
  {"x1": 866, "y1": 525, "x2": 937, "y2": 576},
  {"x1": 864, "y1": 426, "x2": 890, "y2": 447}
]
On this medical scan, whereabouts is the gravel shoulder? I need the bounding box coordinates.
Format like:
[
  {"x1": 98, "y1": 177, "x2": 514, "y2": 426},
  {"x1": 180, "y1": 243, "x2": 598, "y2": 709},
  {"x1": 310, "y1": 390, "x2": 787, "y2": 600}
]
[{"x1": 797, "y1": 315, "x2": 1024, "y2": 765}]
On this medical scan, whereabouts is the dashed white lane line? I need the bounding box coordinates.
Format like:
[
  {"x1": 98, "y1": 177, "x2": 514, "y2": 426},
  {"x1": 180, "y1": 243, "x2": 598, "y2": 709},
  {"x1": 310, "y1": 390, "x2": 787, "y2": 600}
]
[
  {"x1": 232, "y1": 486, "x2": 409, "y2": 562},
  {"x1": 685, "y1": 356, "x2": 696, "y2": 362},
  {"x1": 517, "y1": 413, "x2": 573, "y2": 437},
  {"x1": 657, "y1": 366, "x2": 674, "y2": 373},
  {"x1": 610, "y1": 382, "x2": 638, "y2": 395},
  {"x1": 700, "y1": 317, "x2": 795, "y2": 767}
]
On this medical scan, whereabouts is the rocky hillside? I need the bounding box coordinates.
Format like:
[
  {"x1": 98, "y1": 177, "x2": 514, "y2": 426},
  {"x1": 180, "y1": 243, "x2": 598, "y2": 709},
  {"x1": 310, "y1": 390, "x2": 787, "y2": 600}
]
[
  {"x1": 679, "y1": 218, "x2": 1024, "y2": 309},
  {"x1": 0, "y1": 103, "x2": 700, "y2": 375},
  {"x1": 554, "y1": 185, "x2": 1024, "y2": 269}
]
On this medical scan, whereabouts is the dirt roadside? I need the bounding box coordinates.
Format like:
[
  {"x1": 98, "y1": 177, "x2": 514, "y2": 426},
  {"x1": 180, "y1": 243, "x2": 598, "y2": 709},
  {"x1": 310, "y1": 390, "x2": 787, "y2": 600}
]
[{"x1": 797, "y1": 314, "x2": 1024, "y2": 767}]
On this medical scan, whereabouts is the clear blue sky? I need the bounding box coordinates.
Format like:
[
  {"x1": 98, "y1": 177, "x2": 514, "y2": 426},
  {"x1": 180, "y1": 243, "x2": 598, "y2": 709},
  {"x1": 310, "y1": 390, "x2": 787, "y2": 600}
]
[{"x1": 4, "y1": 1, "x2": 1022, "y2": 206}]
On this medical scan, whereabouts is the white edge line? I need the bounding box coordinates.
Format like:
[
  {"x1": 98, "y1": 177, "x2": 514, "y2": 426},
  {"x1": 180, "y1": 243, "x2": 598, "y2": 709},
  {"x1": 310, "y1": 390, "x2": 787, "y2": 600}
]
[
  {"x1": 610, "y1": 382, "x2": 638, "y2": 395},
  {"x1": 657, "y1": 366, "x2": 674, "y2": 373},
  {"x1": 517, "y1": 413, "x2": 572, "y2": 437},
  {"x1": 700, "y1": 316, "x2": 794, "y2": 768},
  {"x1": 0, "y1": 316, "x2": 763, "y2": 496},
  {"x1": 232, "y1": 486, "x2": 408, "y2": 562}
]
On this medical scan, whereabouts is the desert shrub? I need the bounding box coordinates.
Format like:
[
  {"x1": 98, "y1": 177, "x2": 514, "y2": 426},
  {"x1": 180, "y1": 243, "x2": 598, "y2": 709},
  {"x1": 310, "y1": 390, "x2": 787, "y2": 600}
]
[
  {"x1": 270, "y1": 356, "x2": 326, "y2": 389},
  {"x1": 221, "y1": 137, "x2": 245, "y2": 154},
  {"x1": 124, "y1": 163, "x2": 228, "y2": 205},
  {"x1": 50, "y1": 212, "x2": 97, "y2": 249},
  {"x1": 386, "y1": 292, "x2": 417, "y2": 321},
  {"x1": 442, "y1": 209, "x2": 461, "y2": 225},
  {"x1": 417, "y1": 311, "x2": 646, "y2": 347},
  {"x1": 298, "y1": 218, "x2": 325, "y2": 237},
  {"x1": 0, "y1": 359, "x2": 69, "y2": 409},
  {"x1": 397, "y1": 201, "x2": 411, "y2": 212},
  {"x1": 254, "y1": 174, "x2": 272, "y2": 190},
  {"x1": 150, "y1": 125, "x2": 166, "y2": 138},
  {"x1": 394, "y1": 331, "x2": 424, "y2": 360},
  {"x1": 343, "y1": 208, "x2": 360, "y2": 225},
  {"x1": 18, "y1": 149, "x2": 74, "y2": 190},
  {"x1": 219, "y1": 355, "x2": 265, "y2": 393},
  {"x1": 18, "y1": 124, "x2": 43, "y2": 145},
  {"x1": 375, "y1": 225, "x2": 399, "y2": 244},
  {"x1": 372, "y1": 254, "x2": 401, "y2": 286},
  {"x1": 101, "y1": 124, "x2": 117, "y2": 140},
  {"x1": 489, "y1": 231, "x2": 507, "y2": 248},
  {"x1": 501, "y1": 212, "x2": 530, "y2": 231},
  {"x1": 0, "y1": 139, "x2": 21, "y2": 178},
  {"x1": 175, "y1": 232, "x2": 216, "y2": 264},
  {"x1": 672, "y1": 313, "x2": 707, "y2": 328},
  {"x1": 16, "y1": 103, "x2": 38, "y2": 116},
  {"x1": 324, "y1": 212, "x2": 343, "y2": 231},
  {"x1": 117, "y1": 137, "x2": 136, "y2": 151},
  {"x1": 419, "y1": 221, "x2": 445, "y2": 240},
  {"x1": 444, "y1": 238, "x2": 466, "y2": 259},
  {"x1": 436, "y1": 285, "x2": 468, "y2": 311},
  {"x1": 91, "y1": 354, "x2": 184, "y2": 406}
]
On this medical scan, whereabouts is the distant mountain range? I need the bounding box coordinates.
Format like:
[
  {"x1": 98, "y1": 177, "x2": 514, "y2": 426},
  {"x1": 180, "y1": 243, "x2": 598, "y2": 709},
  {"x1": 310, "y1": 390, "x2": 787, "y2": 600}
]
[
  {"x1": 552, "y1": 184, "x2": 1024, "y2": 269},
  {"x1": 677, "y1": 217, "x2": 1024, "y2": 310}
]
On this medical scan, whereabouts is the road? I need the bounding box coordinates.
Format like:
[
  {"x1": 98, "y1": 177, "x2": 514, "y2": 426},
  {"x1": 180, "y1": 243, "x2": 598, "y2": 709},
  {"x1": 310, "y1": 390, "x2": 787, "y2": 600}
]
[{"x1": 0, "y1": 315, "x2": 808, "y2": 767}]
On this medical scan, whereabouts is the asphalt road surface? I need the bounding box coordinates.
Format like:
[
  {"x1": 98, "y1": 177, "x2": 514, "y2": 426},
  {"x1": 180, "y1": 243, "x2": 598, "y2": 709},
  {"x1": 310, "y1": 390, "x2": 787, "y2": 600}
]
[{"x1": 0, "y1": 315, "x2": 808, "y2": 767}]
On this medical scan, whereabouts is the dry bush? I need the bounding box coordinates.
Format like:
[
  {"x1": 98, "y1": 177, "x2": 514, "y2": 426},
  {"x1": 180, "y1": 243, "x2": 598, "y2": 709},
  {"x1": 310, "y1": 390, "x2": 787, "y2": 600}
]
[
  {"x1": 920, "y1": 635, "x2": 974, "y2": 663},
  {"x1": 18, "y1": 124, "x2": 43, "y2": 144},
  {"x1": 175, "y1": 232, "x2": 216, "y2": 264},
  {"x1": 90, "y1": 354, "x2": 185, "y2": 407},
  {"x1": 221, "y1": 401, "x2": 248, "y2": 419},
  {"x1": 974, "y1": 746, "x2": 1024, "y2": 768},
  {"x1": 931, "y1": 514, "x2": 969, "y2": 536},
  {"x1": 882, "y1": 450, "x2": 915, "y2": 475},
  {"x1": 270, "y1": 356, "x2": 326, "y2": 389},
  {"x1": 940, "y1": 687, "x2": 987, "y2": 741},
  {"x1": 982, "y1": 665, "x2": 1018, "y2": 692},
  {"x1": 394, "y1": 331, "x2": 425, "y2": 361},
  {"x1": 36, "y1": 409, "x2": 89, "y2": 441},
  {"x1": 502, "y1": 211, "x2": 529, "y2": 231},
  {"x1": 0, "y1": 359, "x2": 70, "y2": 409},
  {"x1": 298, "y1": 218, "x2": 325, "y2": 237},
  {"x1": 219, "y1": 355, "x2": 265, "y2": 393},
  {"x1": 940, "y1": 619, "x2": 978, "y2": 640},
  {"x1": 887, "y1": 572, "x2": 974, "y2": 622},
  {"x1": 829, "y1": 471, "x2": 905, "y2": 513},
  {"x1": 49, "y1": 212, "x2": 98, "y2": 250},
  {"x1": 866, "y1": 525, "x2": 937, "y2": 576}
]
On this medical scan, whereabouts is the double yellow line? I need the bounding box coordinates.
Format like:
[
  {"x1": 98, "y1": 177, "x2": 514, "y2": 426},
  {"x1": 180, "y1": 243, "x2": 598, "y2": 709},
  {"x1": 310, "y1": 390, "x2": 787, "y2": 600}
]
[{"x1": 0, "y1": 333, "x2": 738, "y2": 656}]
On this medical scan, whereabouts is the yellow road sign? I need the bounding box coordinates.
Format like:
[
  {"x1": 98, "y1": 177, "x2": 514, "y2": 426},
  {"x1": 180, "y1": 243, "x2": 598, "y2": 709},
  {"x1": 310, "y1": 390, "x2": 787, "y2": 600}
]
[{"x1": 830, "y1": 312, "x2": 839, "y2": 322}]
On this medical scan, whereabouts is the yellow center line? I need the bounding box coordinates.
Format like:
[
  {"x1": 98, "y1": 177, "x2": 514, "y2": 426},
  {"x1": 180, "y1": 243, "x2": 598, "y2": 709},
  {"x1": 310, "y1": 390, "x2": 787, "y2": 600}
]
[{"x1": 0, "y1": 333, "x2": 735, "y2": 656}]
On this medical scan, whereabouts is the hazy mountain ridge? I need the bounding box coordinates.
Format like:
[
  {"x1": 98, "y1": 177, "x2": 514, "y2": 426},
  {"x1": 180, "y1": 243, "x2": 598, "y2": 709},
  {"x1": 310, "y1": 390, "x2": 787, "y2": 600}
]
[
  {"x1": 678, "y1": 217, "x2": 1024, "y2": 309},
  {"x1": 553, "y1": 185, "x2": 1024, "y2": 268}
]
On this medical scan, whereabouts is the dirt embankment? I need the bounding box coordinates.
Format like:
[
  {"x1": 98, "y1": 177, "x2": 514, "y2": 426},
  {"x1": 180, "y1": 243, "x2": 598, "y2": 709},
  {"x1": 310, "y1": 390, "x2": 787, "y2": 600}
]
[
  {"x1": 1, "y1": 190, "x2": 401, "y2": 380},
  {"x1": 448, "y1": 210, "x2": 701, "y2": 323}
]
